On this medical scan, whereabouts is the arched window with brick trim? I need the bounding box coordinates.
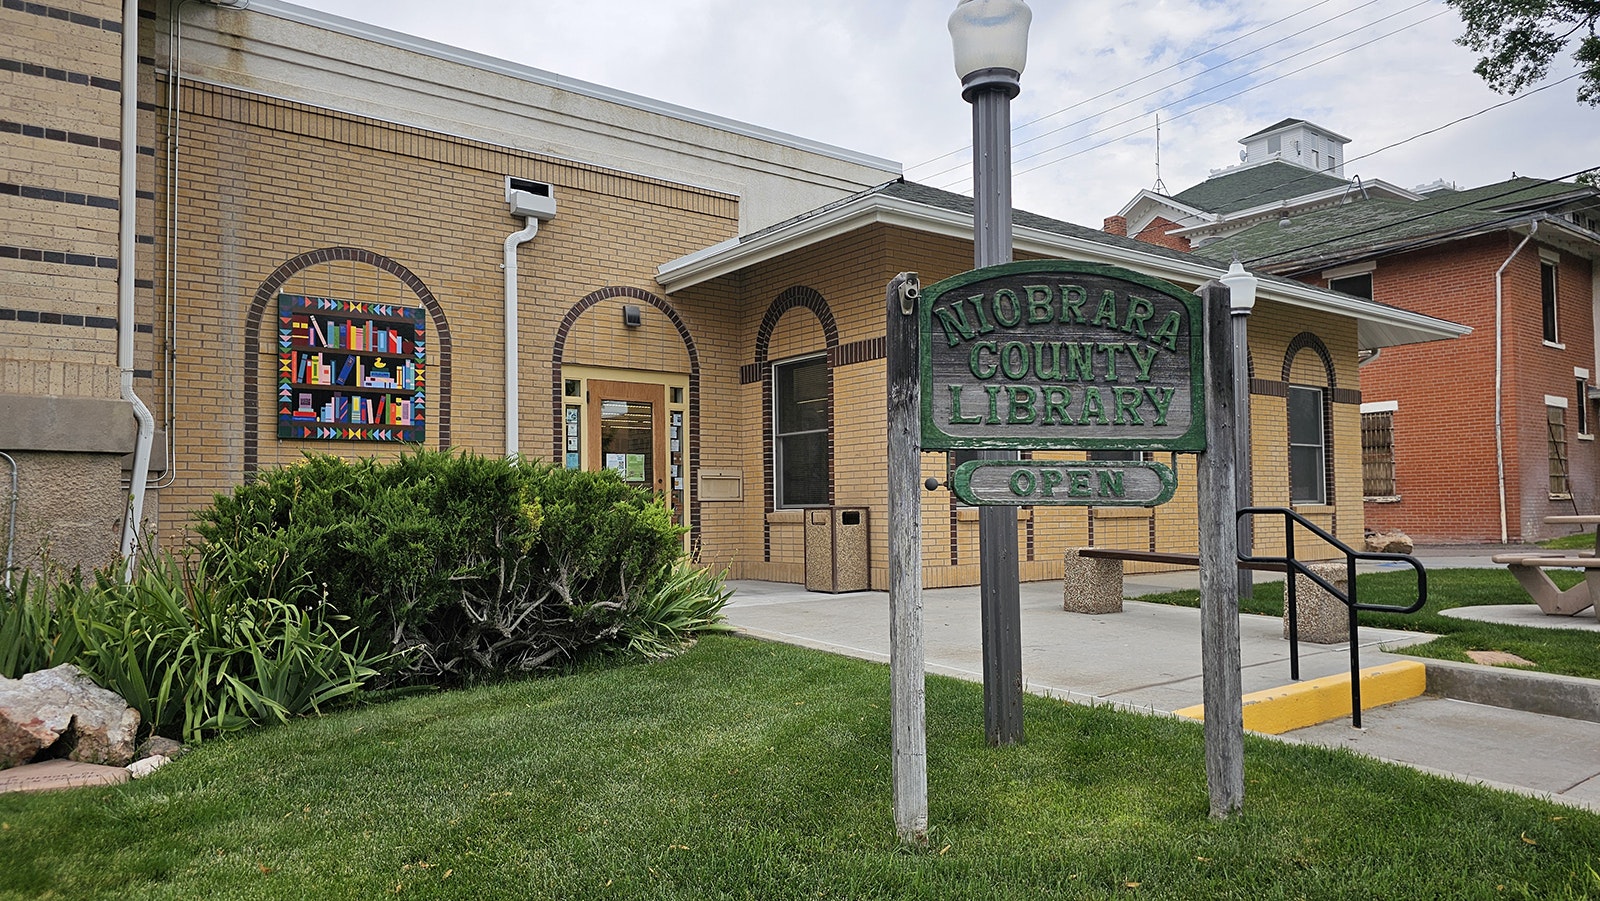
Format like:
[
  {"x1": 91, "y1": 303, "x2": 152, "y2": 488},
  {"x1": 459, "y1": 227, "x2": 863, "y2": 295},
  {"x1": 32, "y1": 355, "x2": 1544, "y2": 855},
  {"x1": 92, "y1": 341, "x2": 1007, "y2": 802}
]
[{"x1": 1283, "y1": 333, "x2": 1337, "y2": 506}]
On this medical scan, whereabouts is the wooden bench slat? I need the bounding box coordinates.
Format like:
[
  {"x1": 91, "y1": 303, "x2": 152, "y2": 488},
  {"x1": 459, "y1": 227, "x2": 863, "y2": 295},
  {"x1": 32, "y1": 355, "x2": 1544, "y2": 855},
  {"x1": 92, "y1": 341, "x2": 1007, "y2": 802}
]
[{"x1": 1075, "y1": 548, "x2": 1287, "y2": 572}]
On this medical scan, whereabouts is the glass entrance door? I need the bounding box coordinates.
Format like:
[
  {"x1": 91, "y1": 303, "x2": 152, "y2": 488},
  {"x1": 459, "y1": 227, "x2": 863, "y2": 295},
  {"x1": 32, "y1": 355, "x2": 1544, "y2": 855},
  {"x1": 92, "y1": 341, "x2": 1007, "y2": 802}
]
[{"x1": 587, "y1": 379, "x2": 667, "y2": 494}]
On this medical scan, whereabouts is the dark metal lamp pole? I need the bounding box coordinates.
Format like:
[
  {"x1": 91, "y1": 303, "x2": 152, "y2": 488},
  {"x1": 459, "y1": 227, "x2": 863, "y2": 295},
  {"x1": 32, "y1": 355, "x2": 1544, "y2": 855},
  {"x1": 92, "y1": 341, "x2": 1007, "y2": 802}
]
[{"x1": 949, "y1": 0, "x2": 1031, "y2": 746}]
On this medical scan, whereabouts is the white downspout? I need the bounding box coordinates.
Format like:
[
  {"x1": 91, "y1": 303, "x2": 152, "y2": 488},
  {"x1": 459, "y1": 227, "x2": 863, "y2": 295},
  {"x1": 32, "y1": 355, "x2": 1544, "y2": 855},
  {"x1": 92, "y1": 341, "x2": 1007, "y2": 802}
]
[
  {"x1": 119, "y1": 0, "x2": 156, "y2": 578},
  {"x1": 1495, "y1": 220, "x2": 1538, "y2": 544},
  {"x1": 503, "y1": 217, "x2": 540, "y2": 459}
]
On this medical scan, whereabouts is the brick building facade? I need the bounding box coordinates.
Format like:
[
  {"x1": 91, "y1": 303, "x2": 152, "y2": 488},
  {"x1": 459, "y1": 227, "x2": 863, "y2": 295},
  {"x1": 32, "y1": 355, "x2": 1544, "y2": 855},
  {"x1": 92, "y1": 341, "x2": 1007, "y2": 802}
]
[
  {"x1": 3, "y1": 4, "x2": 1466, "y2": 583},
  {"x1": 1148, "y1": 122, "x2": 1600, "y2": 545}
]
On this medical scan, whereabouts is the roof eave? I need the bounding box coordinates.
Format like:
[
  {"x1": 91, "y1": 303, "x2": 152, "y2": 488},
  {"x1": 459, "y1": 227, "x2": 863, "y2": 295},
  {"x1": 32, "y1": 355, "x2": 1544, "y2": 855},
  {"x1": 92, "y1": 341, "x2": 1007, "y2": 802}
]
[{"x1": 657, "y1": 193, "x2": 1469, "y2": 350}]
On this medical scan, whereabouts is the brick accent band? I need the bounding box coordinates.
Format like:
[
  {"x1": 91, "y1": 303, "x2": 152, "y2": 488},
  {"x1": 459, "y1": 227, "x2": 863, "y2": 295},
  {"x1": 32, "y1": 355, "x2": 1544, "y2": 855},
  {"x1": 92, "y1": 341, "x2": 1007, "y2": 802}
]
[
  {"x1": 2, "y1": 0, "x2": 123, "y2": 34},
  {"x1": 0, "y1": 57, "x2": 119, "y2": 91},
  {"x1": 0, "y1": 184, "x2": 118, "y2": 211},
  {"x1": 831, "y1": 336, "x2": 885, "y2": 367},
  {"x1": 0, "y1": 119, "x2": 121, "y2": 152},
  {"x1": 0, "y1": 246, "x2": 117, "y2": 268},
  {"x1": 0, "y1": 307, "x2": 117, "y2": 329},
  {"x1": 1251, "y1": 378, "x2": 1289, "y2": 397},
  {"x1": 739, "y1": 362, "x2": 764, "y2": 385},
  {"x1": 1332, "y1": 387, "x2": 1362, "y2": 406}
]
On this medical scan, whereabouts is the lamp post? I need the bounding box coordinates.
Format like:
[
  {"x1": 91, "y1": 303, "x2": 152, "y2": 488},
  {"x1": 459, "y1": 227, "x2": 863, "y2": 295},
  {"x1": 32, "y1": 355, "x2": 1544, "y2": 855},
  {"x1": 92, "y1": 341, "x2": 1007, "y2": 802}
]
[
  {"x1": 1220, "y1": 258, "x2": 1258, "y2": 603},
  {"x1": 949, "y1": 0, "x2": 1031, "y2": 747}
]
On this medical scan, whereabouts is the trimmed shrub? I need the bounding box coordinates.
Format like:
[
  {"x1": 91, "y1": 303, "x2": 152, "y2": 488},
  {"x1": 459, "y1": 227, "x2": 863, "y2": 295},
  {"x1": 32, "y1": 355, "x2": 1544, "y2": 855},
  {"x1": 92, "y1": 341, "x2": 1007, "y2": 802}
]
[{"x1": 194, "y1": 451, "x2": 697, "y2": 685}]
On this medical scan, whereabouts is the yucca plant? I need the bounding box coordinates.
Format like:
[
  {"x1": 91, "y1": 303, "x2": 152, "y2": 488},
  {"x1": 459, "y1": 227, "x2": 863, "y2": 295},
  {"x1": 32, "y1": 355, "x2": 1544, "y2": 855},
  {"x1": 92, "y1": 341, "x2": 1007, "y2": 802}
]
[
  {"x1": 0, "y1": 569, "x2": 87, "y2": 679},
  {"x1": 65, "y1": 549, "x2": 388, "y2": 744},
  {"x1": 619, "y1": 560, "x2": 734, "y2": 659}
]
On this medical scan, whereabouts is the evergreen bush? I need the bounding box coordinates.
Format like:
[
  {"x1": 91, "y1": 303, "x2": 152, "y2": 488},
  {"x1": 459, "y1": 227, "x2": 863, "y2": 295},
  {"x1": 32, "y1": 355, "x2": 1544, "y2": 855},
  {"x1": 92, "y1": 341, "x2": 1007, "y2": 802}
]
[{"x1": 194, "y1": 451, "x2": 704, "y2": 685}]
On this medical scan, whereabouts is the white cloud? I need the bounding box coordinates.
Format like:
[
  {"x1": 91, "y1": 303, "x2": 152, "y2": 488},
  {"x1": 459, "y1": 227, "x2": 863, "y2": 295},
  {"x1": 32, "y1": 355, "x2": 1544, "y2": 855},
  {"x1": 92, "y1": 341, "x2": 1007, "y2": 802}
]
[{"x1": 281, "y1": 0, "x2": 1599, "y2": 226}]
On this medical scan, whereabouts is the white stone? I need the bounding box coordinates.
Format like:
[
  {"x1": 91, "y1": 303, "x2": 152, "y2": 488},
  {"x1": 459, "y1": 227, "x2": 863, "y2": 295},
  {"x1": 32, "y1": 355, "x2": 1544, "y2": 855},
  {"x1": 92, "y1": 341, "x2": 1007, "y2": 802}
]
[{"x1": 126, "y1": 755, "x2": 170, "y2": 779}]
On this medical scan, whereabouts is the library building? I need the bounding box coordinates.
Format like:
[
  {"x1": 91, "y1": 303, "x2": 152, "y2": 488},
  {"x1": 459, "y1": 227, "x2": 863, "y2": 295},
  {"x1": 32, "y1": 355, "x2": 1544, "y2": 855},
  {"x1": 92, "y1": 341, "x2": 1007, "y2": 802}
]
[{"x1": 3, "y1": 0, "x2": 1466, "y2": 587}]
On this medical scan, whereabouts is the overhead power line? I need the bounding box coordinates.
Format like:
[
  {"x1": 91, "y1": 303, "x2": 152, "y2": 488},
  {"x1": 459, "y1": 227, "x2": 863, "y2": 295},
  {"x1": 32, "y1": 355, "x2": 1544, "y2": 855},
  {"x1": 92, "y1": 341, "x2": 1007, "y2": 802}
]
[
  {"x1": 906, "y1": 0, "x2": 1366, "y2": 174},
  {"x1": 933, "y1": 6, "x2": 1450, "y2": 192},
  {"x1": 1145, "y1": 72, "x2": 1587, "y2": 235}
]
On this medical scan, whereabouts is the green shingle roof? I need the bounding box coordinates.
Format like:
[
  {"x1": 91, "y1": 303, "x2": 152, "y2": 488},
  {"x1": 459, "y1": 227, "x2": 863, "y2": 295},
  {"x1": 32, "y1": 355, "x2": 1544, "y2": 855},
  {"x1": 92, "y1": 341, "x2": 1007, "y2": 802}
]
[
  {"x1": 1170, "y1": 161, "x2": 1351, "y2": 215},
  {"x1": 1196, "y1": 177, "x2": 1593, "y2": 270}
]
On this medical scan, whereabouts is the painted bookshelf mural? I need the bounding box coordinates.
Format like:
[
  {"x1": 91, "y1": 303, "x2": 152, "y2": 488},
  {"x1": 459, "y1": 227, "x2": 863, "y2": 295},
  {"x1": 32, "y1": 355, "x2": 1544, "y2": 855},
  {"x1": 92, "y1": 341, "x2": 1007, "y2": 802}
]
[{"x1": 277, "y1": 294, "x2": 425, "y2": 442}]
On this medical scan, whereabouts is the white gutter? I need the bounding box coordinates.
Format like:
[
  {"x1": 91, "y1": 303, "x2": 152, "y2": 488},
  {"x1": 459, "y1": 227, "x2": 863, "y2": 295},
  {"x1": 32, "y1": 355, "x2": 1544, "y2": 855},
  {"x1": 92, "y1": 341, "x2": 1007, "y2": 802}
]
[
  {"x1": 658, "y1": 192, "x2": 1472, "y2": 349},
  {"x1": 503, "y1": 217, "x2": 540, "y2": 459},
  {"x1": 118, "y1": 0, "x2": 156, "y2": 578},
  {"x1": 1495, "y1": 221, "x2": 1539, "y2": 544}
]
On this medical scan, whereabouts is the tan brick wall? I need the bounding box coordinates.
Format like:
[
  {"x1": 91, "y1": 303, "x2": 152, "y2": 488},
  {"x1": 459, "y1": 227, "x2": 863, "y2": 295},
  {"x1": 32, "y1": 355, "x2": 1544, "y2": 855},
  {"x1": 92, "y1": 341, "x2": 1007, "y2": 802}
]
[
  {"x1": 677, "y1": 222, "x2": 1369, "y2": 586},
  {"x1": 1, "y1": 0, "x2": 125, "y2": 402},
  {"x1": 0, "y1": 0, "x2": 132, "y2": 574},
  {"x1": 151, "y1": 81, "x2": 740, "y2": 542}
]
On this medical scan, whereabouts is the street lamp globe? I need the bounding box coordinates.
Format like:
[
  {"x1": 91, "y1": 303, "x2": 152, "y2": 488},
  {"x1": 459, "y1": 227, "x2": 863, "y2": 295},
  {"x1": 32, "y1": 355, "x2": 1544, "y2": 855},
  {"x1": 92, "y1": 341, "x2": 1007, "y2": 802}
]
[
  {"x1": 1221, "y1": 258, "x2": 1258, "y2": 313},
  {"x1": 948, "y1": 0, "x2": 1032, "y2": 99}
]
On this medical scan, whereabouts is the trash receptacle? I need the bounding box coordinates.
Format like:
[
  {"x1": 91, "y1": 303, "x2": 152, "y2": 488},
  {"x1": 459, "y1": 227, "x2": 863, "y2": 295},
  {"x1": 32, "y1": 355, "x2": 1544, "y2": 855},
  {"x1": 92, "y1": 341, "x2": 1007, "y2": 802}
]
[{"x1": 805, "y1": 507, "x2": 870, "y2": 593}]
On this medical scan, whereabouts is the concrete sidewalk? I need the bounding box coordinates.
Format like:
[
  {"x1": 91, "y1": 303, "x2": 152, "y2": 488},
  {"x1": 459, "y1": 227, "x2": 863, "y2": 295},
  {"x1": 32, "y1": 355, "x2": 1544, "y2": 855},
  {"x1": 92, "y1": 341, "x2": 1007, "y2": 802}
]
[{"x1": 723, "y1": 552, "x2": 1600, "y2": 812}]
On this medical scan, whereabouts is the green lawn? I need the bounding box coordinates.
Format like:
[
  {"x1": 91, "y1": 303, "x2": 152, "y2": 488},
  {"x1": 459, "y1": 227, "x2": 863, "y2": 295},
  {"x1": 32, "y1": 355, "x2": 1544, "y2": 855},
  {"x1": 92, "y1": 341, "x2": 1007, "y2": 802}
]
[
  {"x1": 1138, "y1": 569, "x2": 1600, "y2": 680},
  {"x1": 1, "y1": 636, "x2": 1597, "y2": 900},
  {"x1": 1540, "y1": 533, "x2": 1597, "y2": 552}
]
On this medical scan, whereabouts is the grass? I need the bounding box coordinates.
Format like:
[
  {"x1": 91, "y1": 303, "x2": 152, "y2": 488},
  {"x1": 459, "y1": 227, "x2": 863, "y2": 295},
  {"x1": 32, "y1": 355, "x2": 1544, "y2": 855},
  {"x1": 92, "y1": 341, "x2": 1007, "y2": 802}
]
[
  {"x1": 1, "y1": 636, "x2": 1597, "y2": 900},
  {"x1": 1138, "y1": 569, "x2": 1600, "y2": 679},
  {"x1": 1540, "y1": 532, "x2": 1597, "y2": 552}
]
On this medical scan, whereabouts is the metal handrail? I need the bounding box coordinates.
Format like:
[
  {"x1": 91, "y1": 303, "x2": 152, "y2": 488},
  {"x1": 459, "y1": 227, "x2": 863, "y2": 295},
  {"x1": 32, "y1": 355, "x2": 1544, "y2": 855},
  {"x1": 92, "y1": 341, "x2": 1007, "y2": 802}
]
[{"x1": 1237, "y1": 506, "x2": 1427, "y2": 728}]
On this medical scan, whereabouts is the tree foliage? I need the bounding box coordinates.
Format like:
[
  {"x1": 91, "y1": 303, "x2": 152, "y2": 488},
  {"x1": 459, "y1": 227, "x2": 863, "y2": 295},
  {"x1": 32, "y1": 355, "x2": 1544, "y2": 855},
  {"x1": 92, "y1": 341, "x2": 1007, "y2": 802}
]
[{"x1": 1448, "y1": 0, "x2": 1600, "y2": 104}]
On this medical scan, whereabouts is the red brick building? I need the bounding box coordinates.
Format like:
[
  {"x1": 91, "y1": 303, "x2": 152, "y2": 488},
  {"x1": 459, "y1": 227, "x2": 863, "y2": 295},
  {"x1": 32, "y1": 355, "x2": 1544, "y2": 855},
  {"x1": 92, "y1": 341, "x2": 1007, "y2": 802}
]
[{"x1": 1115, "y1": 120, "x2": 1600, "y2": 543}]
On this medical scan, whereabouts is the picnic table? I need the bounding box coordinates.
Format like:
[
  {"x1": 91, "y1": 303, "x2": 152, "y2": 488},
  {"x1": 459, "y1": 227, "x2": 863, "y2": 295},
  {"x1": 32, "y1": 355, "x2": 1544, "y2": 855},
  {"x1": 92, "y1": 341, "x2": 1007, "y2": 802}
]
[
  {"x1": 1490, "y1": 515, "x2": 1600, "y2": 618},
  {"x1": 1544, "y1": 514, "x2": 1600, "y2": 553}
]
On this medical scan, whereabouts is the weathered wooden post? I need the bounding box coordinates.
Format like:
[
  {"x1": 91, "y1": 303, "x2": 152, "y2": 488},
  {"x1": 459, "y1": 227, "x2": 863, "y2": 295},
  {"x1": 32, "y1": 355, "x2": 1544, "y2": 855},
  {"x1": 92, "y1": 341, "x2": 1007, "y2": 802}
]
[
  {"x1": 886, "y1": 271, "x2": 927, "y2": 845},
  {"x1": 1197, "y1": 280, "x2": 1245, "y2": 817}
]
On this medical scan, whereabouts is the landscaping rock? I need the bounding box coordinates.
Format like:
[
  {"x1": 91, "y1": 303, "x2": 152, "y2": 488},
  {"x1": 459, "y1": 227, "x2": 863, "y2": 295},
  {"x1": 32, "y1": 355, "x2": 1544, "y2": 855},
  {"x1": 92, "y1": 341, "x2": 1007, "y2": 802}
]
[
  {"x1": 0, "y1": 665, "x2": 140, "y2": 768},
  {"x1": 126, "y1": 755, "x2": 170, "y2": 779},
  {"x1": 1364, "y1": 530, "x2": 1414, "y2": 554},
  {"x1": 138, "y1": 736, "x2": 187, "y2": 761}
]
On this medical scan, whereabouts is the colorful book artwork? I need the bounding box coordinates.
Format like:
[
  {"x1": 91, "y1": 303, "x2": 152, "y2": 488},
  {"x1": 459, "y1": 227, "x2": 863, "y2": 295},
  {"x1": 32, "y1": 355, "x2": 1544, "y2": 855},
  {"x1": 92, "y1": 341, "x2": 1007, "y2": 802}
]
[{"x1": 277, "y1": 294, "x2": 426, "y2": 442}]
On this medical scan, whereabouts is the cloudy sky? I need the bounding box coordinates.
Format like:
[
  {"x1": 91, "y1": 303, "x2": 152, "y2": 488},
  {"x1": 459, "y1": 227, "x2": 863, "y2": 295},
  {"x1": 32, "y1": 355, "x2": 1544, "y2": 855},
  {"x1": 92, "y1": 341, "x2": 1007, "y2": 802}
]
[{"x1": 284, "y1": 0, "x2": 1599, "y2": 227}]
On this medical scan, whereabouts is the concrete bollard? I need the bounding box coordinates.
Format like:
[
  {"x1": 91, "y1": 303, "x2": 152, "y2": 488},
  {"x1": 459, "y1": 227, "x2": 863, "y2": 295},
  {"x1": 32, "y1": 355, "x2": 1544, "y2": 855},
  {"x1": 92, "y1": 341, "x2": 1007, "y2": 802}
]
[
  {"x1": 1063, "y1": 548, "x2": 1123, "y2": 614},
  {"x1": 1283, "y1": 561, "x2": 1350, "y2": 643}
]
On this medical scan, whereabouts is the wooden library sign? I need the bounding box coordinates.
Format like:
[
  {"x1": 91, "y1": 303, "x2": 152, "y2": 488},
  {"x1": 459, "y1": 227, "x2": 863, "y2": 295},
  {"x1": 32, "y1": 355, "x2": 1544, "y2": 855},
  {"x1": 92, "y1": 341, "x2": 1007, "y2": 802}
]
[{"x1": 919, "y1": 260, "x2": 1204, "y2": 453}]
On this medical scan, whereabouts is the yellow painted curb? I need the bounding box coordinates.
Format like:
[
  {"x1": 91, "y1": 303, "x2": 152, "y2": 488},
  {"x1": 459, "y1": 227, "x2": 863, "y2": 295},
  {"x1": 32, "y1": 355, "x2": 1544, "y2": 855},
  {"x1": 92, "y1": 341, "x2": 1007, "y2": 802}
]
[{"x1": 1173, "y1": 660, "x2": 1426, "y2": 735}]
